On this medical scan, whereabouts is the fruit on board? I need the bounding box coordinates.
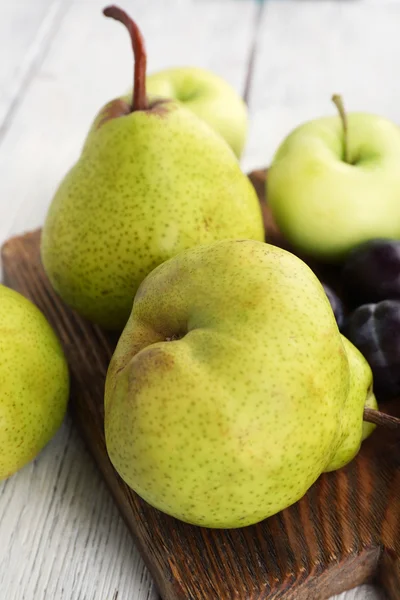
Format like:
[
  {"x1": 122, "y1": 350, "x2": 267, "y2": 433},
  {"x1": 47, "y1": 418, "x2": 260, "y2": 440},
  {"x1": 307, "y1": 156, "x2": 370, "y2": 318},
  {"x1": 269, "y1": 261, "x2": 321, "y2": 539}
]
[
  {"x1": 345, "y1": 300, "x2": 400, "y2": 400},
  {"x1": 342, "y1": 239, "x2": 400, "y2": 306},
  {"x1": 0, "y1": 285, "x2": 69, "y2": 480},
  {"x1": 104, "y1": 239, "x2": 377, "y2": 528},
  {"x1": 145, "y1": 67, "x2": 248, "y2": 158},
  {"x1": 266, "y1": 95, "x2": 400, "y2": 261},
  {"x1": 40, "y1": 5, "x2": 264, "y2": 330}
]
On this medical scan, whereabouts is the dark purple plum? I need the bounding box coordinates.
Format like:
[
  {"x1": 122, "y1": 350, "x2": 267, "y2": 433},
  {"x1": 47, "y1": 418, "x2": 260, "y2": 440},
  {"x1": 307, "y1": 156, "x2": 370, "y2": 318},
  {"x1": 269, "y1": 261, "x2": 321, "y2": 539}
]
[
  {"x1": 344, "y1": 300, "x2": 400, "y2": 400},
  {"x1": 342, "y1": 239, "x2": 400, "y2": 306},
  {"x1": 322, "y1": 283, "x2": 345, "y2": 330}
]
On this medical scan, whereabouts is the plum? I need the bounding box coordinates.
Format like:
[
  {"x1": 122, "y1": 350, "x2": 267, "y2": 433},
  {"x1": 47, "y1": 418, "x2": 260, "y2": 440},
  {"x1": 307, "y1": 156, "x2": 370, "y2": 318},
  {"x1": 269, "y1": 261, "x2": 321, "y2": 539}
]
[
  {"x1": 345, "y1": 300, "x2": 400, "y2": 400},
  {"x1": 342, "y1": 239, "x2": 400, "y2": 306}
]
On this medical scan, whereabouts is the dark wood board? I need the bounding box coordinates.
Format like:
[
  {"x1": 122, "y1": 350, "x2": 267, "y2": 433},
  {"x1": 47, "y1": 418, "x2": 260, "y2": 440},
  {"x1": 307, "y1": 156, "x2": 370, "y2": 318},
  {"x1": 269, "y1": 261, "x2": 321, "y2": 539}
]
[{"x1": 2, "y1": 170, "x2": 400, "y2": 600}]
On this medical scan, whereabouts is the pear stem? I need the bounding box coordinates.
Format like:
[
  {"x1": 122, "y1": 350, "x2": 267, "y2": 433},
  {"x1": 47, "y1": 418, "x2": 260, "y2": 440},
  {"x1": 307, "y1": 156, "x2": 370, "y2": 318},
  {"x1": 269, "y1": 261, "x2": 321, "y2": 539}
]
[
  {"x1": 103, "y1": 5, "x2": 148, "y2": 111},
  {"x1": 363, "y1": 407, "x2": 400, "y2": 430},
  {"x1": 332, "y1": 94, "x2": 349, "y2": 164}
]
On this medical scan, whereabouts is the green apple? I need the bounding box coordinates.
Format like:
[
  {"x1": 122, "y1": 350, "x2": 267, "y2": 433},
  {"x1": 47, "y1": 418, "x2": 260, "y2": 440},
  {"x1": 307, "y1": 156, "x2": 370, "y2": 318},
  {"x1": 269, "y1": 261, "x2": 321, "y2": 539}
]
[
  {"x1": 267, "y1": 98, "x2": 400, "y2": 261},
  {"x1": 145, "y1": 67, "x2": 248, "y2": 158},
  {"x1": 105, "y1": 239, "x2": 377, "y2": 528}
]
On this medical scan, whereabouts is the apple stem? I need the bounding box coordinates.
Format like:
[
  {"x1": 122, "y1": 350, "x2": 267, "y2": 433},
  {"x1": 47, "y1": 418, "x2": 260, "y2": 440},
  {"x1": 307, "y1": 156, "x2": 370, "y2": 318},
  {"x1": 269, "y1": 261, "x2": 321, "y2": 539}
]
[
  {"x1": 332, "y1": 94, "x2": 349, "y2": 164},
  {"x1": 363, "y1": 407, "x2": 400, "y2": 430},
  {"x1": 103, "y1": 5, "x2": 148, "y2": 112}
]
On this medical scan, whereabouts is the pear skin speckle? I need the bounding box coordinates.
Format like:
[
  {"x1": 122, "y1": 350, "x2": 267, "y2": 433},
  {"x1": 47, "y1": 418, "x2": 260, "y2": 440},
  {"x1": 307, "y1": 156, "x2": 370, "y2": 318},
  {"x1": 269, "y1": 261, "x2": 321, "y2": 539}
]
[
  {"x1": 325, "y1": 336, "x2": 376, "y2": 472},
  {"x1": 41, "y1": 101, "x2": 263, "y2": 330},
  {"x1": 105, "y1": 240, "x2": 353, "y2": 528},
  {"x1": 0, "y1": 285, "x2": 69, "y2": 480}
]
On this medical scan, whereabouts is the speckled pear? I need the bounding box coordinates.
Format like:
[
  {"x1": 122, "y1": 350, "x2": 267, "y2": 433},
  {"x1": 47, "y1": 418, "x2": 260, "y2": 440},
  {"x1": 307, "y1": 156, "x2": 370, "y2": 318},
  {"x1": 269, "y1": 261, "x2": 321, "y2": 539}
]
[
  {"x1": 324, "y1": 336, "x2": 377, "y2": 472},
  {"x1": 0, "y1": 285, "x2": 69, "y2": 480},
  {"x1": 40, "y1": 6, "x2": 264, "y2": 330},
  {"x1": 104, "y1": 240, "x2": 377, "y2": 528}
]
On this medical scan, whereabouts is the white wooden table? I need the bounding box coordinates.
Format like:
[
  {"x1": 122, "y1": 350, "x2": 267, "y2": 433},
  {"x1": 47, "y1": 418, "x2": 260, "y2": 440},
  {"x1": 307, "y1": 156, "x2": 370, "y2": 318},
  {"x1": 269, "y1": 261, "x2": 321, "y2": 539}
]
[{"x1": 0, "y1": 0, "x2": 396, "y2": 598}]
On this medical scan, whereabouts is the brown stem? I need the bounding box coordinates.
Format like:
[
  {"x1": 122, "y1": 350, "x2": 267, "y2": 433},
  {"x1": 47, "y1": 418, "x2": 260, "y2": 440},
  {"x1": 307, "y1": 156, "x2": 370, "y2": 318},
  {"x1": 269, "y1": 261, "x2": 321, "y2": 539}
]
[
  {"x1": 332, "y1": 94, "x2": 349, "y2": 164},
  {"x1": 103, "y1": 5, "x2": 148, "y2": 111},
  {"x1": 363, "y1": 407, "x2": 400, "y2": 430}
]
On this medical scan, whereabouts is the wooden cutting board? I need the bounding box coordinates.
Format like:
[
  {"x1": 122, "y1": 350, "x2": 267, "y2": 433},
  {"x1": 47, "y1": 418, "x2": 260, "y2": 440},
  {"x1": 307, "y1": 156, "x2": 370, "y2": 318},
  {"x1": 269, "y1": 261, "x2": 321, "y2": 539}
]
[{"x1": 2, "y1": 170, "x2": 400, "y2": 600}]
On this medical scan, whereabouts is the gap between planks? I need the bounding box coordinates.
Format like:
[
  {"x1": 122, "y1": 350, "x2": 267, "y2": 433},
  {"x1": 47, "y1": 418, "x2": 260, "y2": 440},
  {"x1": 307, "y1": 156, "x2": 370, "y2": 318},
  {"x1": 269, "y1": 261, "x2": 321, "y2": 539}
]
[
  {"x1": 243, "y1": 0, "x2": 267, "y2": 105},
  {"x1": 0, "y1": 0, "x2": 73, "y2": 143}
]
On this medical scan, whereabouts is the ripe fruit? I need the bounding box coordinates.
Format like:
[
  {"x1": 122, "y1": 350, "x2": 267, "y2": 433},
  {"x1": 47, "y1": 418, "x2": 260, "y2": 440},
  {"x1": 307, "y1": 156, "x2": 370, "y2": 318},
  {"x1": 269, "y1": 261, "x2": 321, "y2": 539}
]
[
  {"x1": 342, "y1": 239, "x2": 400, "y2": 306},
  {"x1": 345, "y1": 300, "x2": 400, "y2": 400}
]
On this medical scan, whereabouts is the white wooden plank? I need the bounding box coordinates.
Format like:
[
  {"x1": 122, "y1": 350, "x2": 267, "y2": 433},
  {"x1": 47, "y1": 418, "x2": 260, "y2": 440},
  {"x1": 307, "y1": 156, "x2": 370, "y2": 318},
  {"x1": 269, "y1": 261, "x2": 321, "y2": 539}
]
[
  {"x1": 332, "y1": 585, "x2": 387, "y2": 600},
  {"x1": 243, "y1": 0, "x2": 400, "y2": 172},
  {"x1": 0, "y1": 2, "x2": 257, "y2": 599},
  {"x1": 0, "y1": 418, "x2": 157, "y2": 600},
  {"x1": 0, "y1": 0, "x2": 69, "y2": 131}
]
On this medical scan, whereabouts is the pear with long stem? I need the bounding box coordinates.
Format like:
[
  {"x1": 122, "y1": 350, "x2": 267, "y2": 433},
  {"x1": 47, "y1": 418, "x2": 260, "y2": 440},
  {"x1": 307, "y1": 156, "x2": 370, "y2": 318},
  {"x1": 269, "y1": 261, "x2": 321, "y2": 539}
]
[{"x1": 41, "y1": 5, "x2": 264, "y2": 330}]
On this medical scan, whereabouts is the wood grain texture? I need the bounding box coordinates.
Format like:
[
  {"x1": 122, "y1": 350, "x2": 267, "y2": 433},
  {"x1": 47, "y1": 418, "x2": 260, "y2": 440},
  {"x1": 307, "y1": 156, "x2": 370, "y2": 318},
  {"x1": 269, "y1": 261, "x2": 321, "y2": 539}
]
[{"x1": 2, "y1": 171, "x2": 397, "y2": 600}]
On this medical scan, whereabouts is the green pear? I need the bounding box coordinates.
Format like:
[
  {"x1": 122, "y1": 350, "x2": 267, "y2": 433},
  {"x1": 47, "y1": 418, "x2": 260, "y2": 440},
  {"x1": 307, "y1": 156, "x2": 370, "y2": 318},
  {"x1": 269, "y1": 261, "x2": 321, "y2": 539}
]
[
  {"x1": 145, "y1": 67, "x2": 248, "y2": 158},
  {"x1": 267, "y1": 96, "x2": 400, "y2": 261},
  {"x1": 41, "y1": 6, "x2": 263, "y2": 331},
  {"x1": 324, "y1": 336, "x2": 377, "y2": 472},
  {"x1": 105, "y1": 239, "x2": 375, "y2": 529},
  {"x1": 0, "y1": 285, "x2": 69, "y2": 480}
]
